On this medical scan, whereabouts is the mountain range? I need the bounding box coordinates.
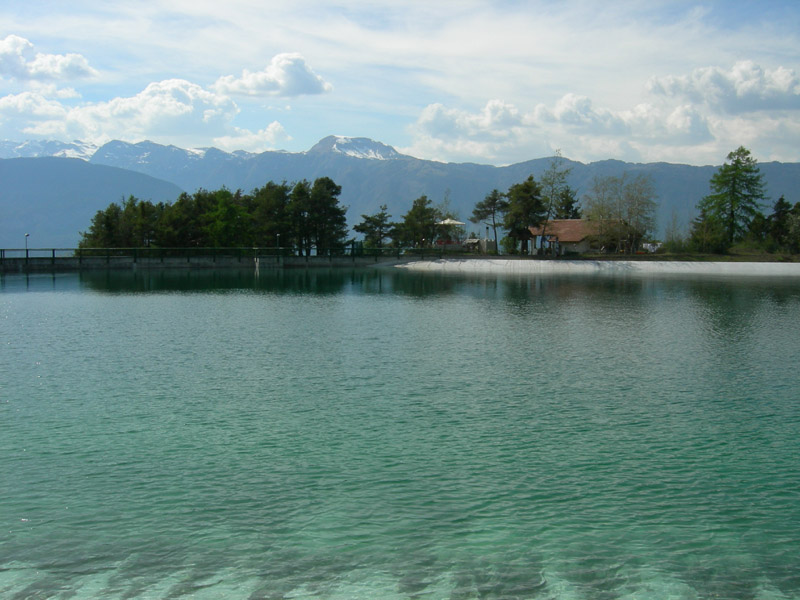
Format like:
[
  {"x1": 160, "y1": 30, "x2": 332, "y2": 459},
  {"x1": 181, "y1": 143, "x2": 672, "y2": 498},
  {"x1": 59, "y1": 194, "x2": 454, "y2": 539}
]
[{"x1": 2, "y1": 136, "x2": 799, "y2": 248}]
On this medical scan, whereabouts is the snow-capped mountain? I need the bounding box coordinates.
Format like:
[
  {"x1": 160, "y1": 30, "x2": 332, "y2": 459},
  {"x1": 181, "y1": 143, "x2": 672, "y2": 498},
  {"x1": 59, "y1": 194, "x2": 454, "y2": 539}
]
[
  {"x1": 86, "y1": 137, "x2": 410, "y2": 192},
  {"x1": 307, "y1": 136, "x2": 403, "y2": 160},
  {"x1": 1, "y1": 135, "x2": 404, "y2": 163},
  {"x1": 0, "y1": 139, "x2": 97, "y2": 160},
  {"x1": 3, "y1": 135, "x2": 800, "y2": 249},
  {"x1": 87, "y1": 140, "x2": 263, "y2": 190},
  {"x1": 91, "y1": 140, "x2": 250, "y2": 168}
]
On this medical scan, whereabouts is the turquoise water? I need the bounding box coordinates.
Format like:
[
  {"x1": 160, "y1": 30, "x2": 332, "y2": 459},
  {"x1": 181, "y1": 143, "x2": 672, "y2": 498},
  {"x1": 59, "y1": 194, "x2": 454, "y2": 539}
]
[{"x1": 2, "y1": 268, "x2": 799, "y2": 599}]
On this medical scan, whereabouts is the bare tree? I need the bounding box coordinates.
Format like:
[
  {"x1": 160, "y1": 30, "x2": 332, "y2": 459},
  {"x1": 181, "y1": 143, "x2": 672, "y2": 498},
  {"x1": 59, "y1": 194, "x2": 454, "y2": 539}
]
[
  {"x1": 583, "y1": 173, "x2": 657, "y2": 253},
  {"x1": 538, "y1": 150, "x2": 572, "y2": 255}
]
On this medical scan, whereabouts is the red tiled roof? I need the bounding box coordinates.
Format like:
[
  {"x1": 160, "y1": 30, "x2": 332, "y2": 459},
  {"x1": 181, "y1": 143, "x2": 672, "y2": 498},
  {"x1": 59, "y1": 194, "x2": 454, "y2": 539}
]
[{"x1": 528, "y1": 219, "x2": 598, "y2": 243}]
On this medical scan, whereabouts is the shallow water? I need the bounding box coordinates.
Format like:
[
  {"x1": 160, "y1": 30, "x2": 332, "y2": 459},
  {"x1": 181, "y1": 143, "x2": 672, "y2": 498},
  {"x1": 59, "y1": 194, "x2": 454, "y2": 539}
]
[{"x1": 2, "y1": 268, "x2": 800, "y2": 599}]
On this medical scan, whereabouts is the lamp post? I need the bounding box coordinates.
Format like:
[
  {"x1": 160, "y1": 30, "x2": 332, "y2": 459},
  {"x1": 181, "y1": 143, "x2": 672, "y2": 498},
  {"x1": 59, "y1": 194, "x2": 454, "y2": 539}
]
[{"x1": 25, "y1": 233, "x2": 29, "y2": 260}]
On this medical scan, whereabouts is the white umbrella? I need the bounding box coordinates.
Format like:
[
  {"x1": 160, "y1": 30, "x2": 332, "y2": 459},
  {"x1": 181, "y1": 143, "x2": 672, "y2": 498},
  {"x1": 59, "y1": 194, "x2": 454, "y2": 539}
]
[{"x1": 436, "y1": 218, "x2": 465, "y2": 226}]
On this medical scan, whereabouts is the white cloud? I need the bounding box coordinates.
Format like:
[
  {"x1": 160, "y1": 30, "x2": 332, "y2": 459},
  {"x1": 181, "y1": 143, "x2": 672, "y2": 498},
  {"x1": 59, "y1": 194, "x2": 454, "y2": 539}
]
[
  {"x1": 663, "y1": 105, "x2": 712, "y2": 143},
  {"x1": 414, "y1": 100, "x2": 522, "y2": 140},
  {"x1": 405, "y1": 94, "x2": 717, "y2": 164},
  {"x1": 649, "y1": 61, "x2": 800, "y2": 113},
  {"x1": 213, "y1": 53, "x2": 332, "y2": 97},
  {"x1": 545, "y1": 94, "x2": 628, "y2": 134},
  {"x1": 64, "y1": 79, "x2": 238, "y2": 142},
  {"x1": 620, "y1": 103, "x2": 712, "y2": 145},
  {"x1": 213, "y1": 122, "x2": 291, "y2": 152},
  {"x1": 404, "y1": 100, "x2": 545, "y2": 164},
  {"x1": 0, "y1": 79, "x2": 240, "y2": 145},
  {"x1": 0, "y1": 35, "x2": 96, "y2": 81},
  {"x1": 0, "y1": 78, "x2": 296, "y2": 152},
  {"x1": 1, "y1": 4, "x2": 799, "y2": 165},
  {"x1": 33, "y1": 84, "x2": 82, "y2": 100},
  {"x1": 0, "y1": 92, "x2": 67, "y2": 120}
]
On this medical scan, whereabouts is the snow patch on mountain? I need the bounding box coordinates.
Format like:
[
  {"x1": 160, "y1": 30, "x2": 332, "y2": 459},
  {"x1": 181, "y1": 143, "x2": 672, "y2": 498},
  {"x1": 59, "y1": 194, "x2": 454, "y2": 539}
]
[
  {"x1": 91, "y1": 140, "x2": 223, "y2": 169},
  {"x1": 1, "y1": 136, "x2": 403, "y2": 163},
  {"x1": 0, "y1": 139, "x2": 97, "y2": 160},
  {"x1": 308, "y1": 135, "x2": 402, "y2": 160}
]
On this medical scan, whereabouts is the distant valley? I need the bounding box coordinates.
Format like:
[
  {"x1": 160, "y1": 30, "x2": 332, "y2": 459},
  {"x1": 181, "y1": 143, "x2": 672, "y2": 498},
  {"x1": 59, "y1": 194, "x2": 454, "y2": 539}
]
[
  {"x1": 2, "y1": 136, "x2": 799, "y2": 248},
  {"x1": 0, "y1": 157, "x2": 183, "y2": 248}
]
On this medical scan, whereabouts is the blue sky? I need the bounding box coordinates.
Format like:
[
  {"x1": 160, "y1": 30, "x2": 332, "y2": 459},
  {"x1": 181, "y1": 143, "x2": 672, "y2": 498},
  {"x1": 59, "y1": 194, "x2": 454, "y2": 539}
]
[{"x1": 1, "y1": 1, "x2": 798, "y2": 165}]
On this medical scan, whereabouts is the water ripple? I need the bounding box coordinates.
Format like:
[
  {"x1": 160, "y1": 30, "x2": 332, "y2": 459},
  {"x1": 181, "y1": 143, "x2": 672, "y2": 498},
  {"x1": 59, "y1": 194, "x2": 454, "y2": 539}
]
[{"x1": 2, "y1": 271, "x2": 800, "y2": 599}]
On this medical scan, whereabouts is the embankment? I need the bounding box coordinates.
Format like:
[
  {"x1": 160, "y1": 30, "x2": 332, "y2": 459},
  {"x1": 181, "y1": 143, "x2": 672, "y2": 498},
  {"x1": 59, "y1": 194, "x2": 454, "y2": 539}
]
[{"x1": 394, "y1": 258, "x2": 800, "y2": 277}]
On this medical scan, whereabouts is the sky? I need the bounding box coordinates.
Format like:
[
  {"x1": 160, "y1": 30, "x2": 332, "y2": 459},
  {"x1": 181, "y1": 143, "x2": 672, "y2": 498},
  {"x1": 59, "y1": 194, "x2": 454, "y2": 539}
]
[{"x1": 1, "y1": 1, "x2": 799, "y2": 166}]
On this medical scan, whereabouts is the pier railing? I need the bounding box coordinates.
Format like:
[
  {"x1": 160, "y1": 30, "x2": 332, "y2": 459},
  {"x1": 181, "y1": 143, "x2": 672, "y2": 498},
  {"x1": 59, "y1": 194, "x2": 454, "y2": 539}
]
[{"x1": 0, "y1": 245, "x2": 479, "y2": 273}]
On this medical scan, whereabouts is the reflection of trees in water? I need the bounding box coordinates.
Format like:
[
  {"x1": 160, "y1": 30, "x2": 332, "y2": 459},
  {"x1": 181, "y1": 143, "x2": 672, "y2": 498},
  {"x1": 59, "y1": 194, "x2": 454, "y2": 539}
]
[
  {"x1": 494, "y1": 275, "x2": 800, "y2": 338},
  {"x1": 498, "y1": 274, "x2": 655, "y2": 321},
  {"x1": 79, "y1": 267, "x2": 469, "y2": 297},
  {"x1": 79, "y1": 268, "x2": 355, "y2": 295},
  {"x1": 685, "y1": 278, "x2": 800, "y2": 338},
  {"x1": 385, "y1": 270, "x2": 460, "y2": 297},
  {"x1": 77, "y1": 267, "x2": 800, "y2": 333}
]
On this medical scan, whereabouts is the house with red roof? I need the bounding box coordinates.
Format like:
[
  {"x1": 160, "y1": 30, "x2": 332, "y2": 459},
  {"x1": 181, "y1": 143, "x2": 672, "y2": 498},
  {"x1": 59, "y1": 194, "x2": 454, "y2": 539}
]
[{"x1": 528, "y1": 219, "x2": 601, "y2": 255}]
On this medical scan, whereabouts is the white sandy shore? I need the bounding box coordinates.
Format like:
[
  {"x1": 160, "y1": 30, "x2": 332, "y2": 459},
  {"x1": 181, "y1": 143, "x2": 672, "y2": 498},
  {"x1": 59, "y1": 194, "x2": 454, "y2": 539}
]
[{"x1": 395, "y1": 258, "x2": 800, "y2": 277}]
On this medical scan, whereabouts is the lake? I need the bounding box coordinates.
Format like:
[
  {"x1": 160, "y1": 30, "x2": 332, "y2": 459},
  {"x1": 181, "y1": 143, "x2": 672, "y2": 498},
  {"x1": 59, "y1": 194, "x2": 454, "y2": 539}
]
[{"x1": 2, "y1": 267, "x2": 799, "y2": 599}]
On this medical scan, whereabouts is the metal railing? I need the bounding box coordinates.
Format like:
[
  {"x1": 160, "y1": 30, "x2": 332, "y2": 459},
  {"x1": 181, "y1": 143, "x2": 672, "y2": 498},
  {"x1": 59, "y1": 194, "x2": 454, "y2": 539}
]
[
  {"x1": 0, "y1": 245, "x2": 482, "y2": 261},
  {"x1": 0, "y1": 245, "x2": 489, "y2": 273}
]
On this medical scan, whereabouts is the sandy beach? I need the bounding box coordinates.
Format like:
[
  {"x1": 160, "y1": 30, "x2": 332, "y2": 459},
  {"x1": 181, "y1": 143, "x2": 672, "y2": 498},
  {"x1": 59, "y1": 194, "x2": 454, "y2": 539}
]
[{"x1": 395, "y1": 258, "x2": 800, "y2": 277}]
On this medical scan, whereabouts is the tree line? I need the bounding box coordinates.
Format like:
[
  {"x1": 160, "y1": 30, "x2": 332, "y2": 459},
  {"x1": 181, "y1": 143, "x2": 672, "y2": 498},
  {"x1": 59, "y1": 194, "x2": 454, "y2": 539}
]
[
  {"x1": 468, "y1": 153, "x2": 658, "y2": 254},
  {"x1": 79, "y1": 178, "x2": 348, "y2": 255},
  {"x1": 354, "y1": 154, "x2": 586, "y2": 254},
  {"x1": 79, "y1": 180, "x2": 467, "y2": 253},
  {"x1": 77, "y1": 157, "x2": 649, "y2": 255},
  {"x1": 470, "y1": 154, "x2": 580, "y2": 254},
  {"x1": 469, "y1": 146, "x2": 799, "y2": 256},
  {"x1": 78, "y1": 146, "x2": 796, "y2": 256},
  {"x1": 676, "y1": 146, "x2": 800, "y2": 254}
]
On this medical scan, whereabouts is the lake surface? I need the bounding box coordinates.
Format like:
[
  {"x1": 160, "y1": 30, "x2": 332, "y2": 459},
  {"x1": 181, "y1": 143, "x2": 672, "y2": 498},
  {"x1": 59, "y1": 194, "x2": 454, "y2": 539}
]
[{"x1": 2, "y1": 267, "x2": 800, "y2": 599}]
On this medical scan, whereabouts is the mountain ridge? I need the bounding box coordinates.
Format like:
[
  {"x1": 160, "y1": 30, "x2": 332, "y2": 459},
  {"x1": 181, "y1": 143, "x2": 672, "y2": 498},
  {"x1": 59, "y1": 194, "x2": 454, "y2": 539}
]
[{"x1": 3, "y1": 137, "x2": 800, "y2": 247}]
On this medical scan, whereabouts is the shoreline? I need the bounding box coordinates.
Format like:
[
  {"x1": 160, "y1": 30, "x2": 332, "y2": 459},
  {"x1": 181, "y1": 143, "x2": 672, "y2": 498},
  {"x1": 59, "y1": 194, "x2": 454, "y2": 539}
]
[{"x1": 395, "y1": 258, "x2": 800, "y2": 277}]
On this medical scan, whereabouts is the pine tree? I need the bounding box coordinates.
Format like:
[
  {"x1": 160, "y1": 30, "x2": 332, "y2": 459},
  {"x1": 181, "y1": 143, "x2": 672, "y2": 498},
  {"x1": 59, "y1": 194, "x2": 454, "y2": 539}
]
[
  {"x1": 769, "y1": 195, "x2": 792, "y2": 249},
  {"x1": 354, "y1": 205, "x2": 394, "y2": 248},
  {"x1": 470, "y1": 189, "x2": 508, "y2": 249},
  {"x1": 503, "y1": 175, "x2": 545, "y2": 254},
  {"x1": 553, "y1": 186, "x2": 581, "y2": 219},
  {"x1": 698, "y1": 147, "x2": 766, "y2": 246},
  {"x1": 397, "y1": 196, "x2": 438, "y2": 247}
]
